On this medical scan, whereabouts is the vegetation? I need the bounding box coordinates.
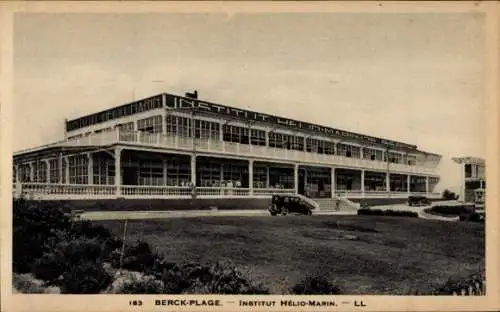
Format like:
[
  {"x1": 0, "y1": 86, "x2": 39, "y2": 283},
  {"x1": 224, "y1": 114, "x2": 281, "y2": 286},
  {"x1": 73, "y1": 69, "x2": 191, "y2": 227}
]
[
  {"x1": 357, "y1": 208, "x2": 418, "y2": 218},
  {"x1": 13, "y1": 198, "x2": 485, "y2": 295},
  {"x1": 97, "y1": 215, "x2": 485, "y2": 295},
  {"x1": 12, "y1": 198, "x2": 268, "y2": 294},
  {"x1": 442, "y1": 189, "x2": 459, "y2": 200}
]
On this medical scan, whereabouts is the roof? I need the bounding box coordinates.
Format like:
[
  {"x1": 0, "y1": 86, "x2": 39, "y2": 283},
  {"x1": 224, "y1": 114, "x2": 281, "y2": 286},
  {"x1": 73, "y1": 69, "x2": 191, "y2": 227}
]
[
  {"x1": 452, "y1": 157, "x2": 485, "y2": 165},
  {"x1": 13, "y1": 145, "x2": 114, "y2": 162}
]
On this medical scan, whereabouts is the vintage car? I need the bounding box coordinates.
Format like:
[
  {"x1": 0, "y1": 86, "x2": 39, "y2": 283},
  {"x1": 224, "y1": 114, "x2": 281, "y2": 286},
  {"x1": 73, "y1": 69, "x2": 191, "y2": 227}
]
[
  {"x1": 407, "y1": 196, "x2": 431, "y2": 207},
  {"x1": 268, "y1": 194, "x2": 319, "y2": 216}
]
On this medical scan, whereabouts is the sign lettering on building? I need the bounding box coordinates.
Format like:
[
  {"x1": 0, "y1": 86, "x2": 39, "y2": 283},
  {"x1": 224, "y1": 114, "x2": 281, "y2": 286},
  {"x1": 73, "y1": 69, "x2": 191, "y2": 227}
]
[{"x1": 171, "y1": 95, "x2": 417, "y2": 150}]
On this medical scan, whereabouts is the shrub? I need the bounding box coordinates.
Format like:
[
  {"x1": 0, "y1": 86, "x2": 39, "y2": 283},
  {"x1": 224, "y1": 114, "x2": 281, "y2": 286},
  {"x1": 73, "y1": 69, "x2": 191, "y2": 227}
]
[
  {"x1": 59, "y1": 261, "x2": 113, "y2": 294},
  {"x1": 357, "y1": 208, "x2": 418, "y2": 218},
  {"x1": 431, "y1": 205, "x2": 475, "y2": 216},
  {"x1": 32, "y1": 237, "x2": 111, "y2": 284},
  {"x1": 431, "y1": 273, "x2": 485, "y2": 295},
  {"x1": 442, "y1": 189, "x2": 459, "y2": 200},
  {"x1": 110, "y1": 240, "x2": 164, "y2": 275},
  {"x1": 108, "y1": 271, "x2": 165, "y2": 294},
  {"x1": 13, "y1": 199, "x2": 72, "y2": 273},
  {"x1": 159, "y1": 260, "x2": 269, "y2": 294},
  {"x1": 12, "y1": 273, "x2": 60, "y2": 294},
  {"x1": 291, "y1": 274, "x2": 341, "y2": 295}
]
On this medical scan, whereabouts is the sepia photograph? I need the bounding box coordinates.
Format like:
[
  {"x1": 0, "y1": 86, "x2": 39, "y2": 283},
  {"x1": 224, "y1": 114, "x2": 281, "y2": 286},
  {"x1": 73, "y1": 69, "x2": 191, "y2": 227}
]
[{"x1": 2, "y1": 1, "x2": 499, "y2": 311}]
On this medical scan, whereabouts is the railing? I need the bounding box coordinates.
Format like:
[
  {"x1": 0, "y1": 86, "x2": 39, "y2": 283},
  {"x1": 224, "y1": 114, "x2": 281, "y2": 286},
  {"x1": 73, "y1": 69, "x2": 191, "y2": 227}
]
[
  {"x1": 16, "y1": 130, "x2": 440, "y2": 176},
  {"x1": 120, "y1": 185, "x2": 192, "y2": 198},
  {"x1": 13, "y1": 183, "x2": 297, "y2": 200}
]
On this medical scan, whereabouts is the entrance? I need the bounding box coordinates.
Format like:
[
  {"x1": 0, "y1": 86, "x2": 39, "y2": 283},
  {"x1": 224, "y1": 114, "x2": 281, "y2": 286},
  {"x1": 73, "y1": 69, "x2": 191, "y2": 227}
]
[{"x1": 122, "y1": 166, "x2": 138, "y2": 185}]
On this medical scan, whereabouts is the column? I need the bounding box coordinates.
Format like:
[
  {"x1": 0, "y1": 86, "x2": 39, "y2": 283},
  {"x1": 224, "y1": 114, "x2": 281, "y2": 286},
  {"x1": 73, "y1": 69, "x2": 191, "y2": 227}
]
[
  {"x1": 58, "y1": 154, "x2": 63, "y2": 183},
  {"x1": 114, "y1": 148, "x2": 122, "y2": 196},
  {"x1": 407, "y1": 175, "x2": 411, "y2": 194},
  {"x1": 265, "y1": 131, "x2": 270, "y2": 147},
  {"x1": 15, "y1": 164, "x2": 19, "y2": 183},
  {"x1": 386, "y1": 172, "x2": 390, "y2": 192},
  {"x1": 65, "y1": 157, "x2": 70, "y2": 184},
  {"x1": 248, "y1": 160, "x2": 254, "y2": 195},
  {"x1": 87, "y1": 153, "x2": 93, "y2": 185},
  {"x1": 266, "y1": 166, "x2": 270, "y2": 188},
  {"x1": 331, "y1": 167, "x2": 336, "y2": 198},
  {"x1": 190, "y1": 154, "x2": 196, "y2": 186},
  {"x1": 480, "y1": 180, "x2": 484, "y2": 189},
  {"x1": 361, "y1": 170, "x2": 365, "y2": 198},
  {"x1": 360, "y1": 146, "x2": 364, "y2": 160},
  {"x1": 461, "y1": 163, "x2": 466, "y2": 202},
  {"x1": 425, "y1": 176, "x2": 429, "y2": 194},
  {"x1": 29, "y1": 162, "x2": 34, "y2": 182},
  {"x1": 162, "y1": 113, "x2": 167, "y2": 134},
  {"x1": 45, "y1": 159, "x2": 50, "y2": 183},
  {"x1": 219, "y1": 123, "x2": 223, "y2": 142},
  {"x1": 294, "y1": 164, "x2": 299, "y2": 194}
]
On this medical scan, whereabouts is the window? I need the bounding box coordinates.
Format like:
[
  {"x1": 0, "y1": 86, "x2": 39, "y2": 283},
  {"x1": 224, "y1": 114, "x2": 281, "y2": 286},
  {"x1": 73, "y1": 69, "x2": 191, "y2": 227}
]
[
  {"x1": 116, "y1": 122, "x2": 134, "y2": 132},
  {"x1": 194, "y1": 119, "x2": 220, "y2": 140},
  {"x1": 137, "y1": 115, "x2": 163, "y2": 133},
  {"x1": 269, "y1": 132, "x2": 304, "y2": 151},
  {"x1": 49, "y1": 159, "x2": 60, "y2": 183},
  {"x1": 250, "y1": 129, "x2": 266, "y2": 146},
  {"x1": 138, "y1": 159, "x2": 164, "y2": 186},
  {"x1": 93, "y1": 157, "x2": 115, "y2": 185},
  {"x1": 197, "y1": 162, "x2": 221, "y2": 187},
  {"x1": 222, "y1": 163, "x2": 248, "y2": 187},
  {"x1": 337, "y1": 143, "x2": 361, "y2": 158},
  {"x1": 386, "y1": 151, "x2": 403, "y2": 164},
  {"x1": 253, "y1": 165, "x2": 267, "y2": 188},
  {"x1": 19, "y1": 164, "x2": 31, "y2": 182},
  {"x1": 33, "y1": 160, "x2": 47, "y2": 183},
  {"x1": 223, "y1": 125, "x2": 249, "y2": 144},
  {"x1": 69, "y1": 155, "x2": 88, "y2": 184},
  {"x1": 363, "y1": 147, "x2": 383, "y2": 161},
  {"x1": 166, "y1": 158, "x2": 191, "y2": 186}
]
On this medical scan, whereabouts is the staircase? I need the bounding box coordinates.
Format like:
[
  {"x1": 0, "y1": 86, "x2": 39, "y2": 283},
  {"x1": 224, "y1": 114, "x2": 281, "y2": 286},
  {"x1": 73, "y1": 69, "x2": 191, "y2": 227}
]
[{"x1": 313, "y1": 196, "x2": 360, "y2": 213}]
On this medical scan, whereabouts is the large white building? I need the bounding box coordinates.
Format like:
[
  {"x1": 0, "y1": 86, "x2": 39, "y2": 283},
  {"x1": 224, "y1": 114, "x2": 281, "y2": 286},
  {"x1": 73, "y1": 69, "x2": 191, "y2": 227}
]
[
  {"x1": 452, "y1": 157, "x2": 485, "y2": 204},
  {"x1": 13, "y1": 91, "x2": 442, "y2": 209}
]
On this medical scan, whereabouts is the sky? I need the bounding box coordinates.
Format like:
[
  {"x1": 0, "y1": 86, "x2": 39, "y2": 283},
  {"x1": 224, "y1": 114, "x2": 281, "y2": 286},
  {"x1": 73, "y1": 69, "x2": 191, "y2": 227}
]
[{"x1": 13, "y1": 12, "x2": 486, "y2": 192}]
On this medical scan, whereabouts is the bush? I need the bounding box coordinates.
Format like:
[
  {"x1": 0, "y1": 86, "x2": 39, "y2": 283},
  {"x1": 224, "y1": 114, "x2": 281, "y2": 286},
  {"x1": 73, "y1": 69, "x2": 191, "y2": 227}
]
[
  {"x1": 291, "y1": 274, "x2": 341, "y2": 295},
  {"x1": 431, "y1": 273, "x2": 485, "y2": 295},
  {"x1": 108, "y1": 271, "x2": 165, "y2": 294},
  {"x1": 13, "y1": 199, "x2": 72, "y2": 273},
  {"x1": 12, "y1": 273, "x2": 60, "y2": 294},
  {"x1": 159, "y1": 260, "x2": 269, "y2": 294},
  {"x1": 357, "y1": 208, "x2": 418, "y2": 218},
  {"x1": 59, "y1": 261, "x2": 113, "y2": 294},
  {"x1": 110, "y1": 240, "x2": 163, "y2": 275},
  {"x1": 431, "y1": 205, "x2": 475, "y2": 216},
  {"x1": 32, "y1": 236, "x2": 112, "y2": 284},
  {"x1": 442, "y1": 189, "x2": 459, "y2": 200}
]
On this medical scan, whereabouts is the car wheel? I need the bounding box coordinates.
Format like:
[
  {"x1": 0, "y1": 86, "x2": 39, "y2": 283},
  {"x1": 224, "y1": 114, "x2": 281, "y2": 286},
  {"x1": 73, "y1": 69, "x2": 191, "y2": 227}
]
[{"x1": 281, "y1": 208, "x2": 288, "y2": 216}]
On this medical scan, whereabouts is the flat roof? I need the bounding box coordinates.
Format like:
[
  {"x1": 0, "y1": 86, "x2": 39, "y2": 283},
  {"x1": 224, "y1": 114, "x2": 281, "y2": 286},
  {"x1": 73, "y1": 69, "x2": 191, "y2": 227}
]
[{"x1": 452, "y1": 157, "x2": 485, "y2": 165}]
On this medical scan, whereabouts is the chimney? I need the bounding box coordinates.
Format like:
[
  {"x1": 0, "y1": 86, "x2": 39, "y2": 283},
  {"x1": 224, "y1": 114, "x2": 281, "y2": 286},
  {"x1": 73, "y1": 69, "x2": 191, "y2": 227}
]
[{"x1": 185, "y1": 90, "x2": 198, "y2": 99}]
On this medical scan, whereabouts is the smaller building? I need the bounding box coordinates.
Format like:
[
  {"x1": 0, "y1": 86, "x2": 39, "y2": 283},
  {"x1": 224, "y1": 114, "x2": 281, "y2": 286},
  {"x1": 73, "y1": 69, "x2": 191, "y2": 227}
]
[{"x1": 452, "y1": 157, "x2": 485, "y2": 204}]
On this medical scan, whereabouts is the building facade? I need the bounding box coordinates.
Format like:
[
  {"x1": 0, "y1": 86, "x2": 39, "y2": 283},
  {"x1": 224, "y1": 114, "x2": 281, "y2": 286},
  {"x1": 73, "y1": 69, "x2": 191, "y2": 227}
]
[
  {"x1": 452, "y1": 157, "x2": 485, "y2": 204},
  {"x1": 13, "y1": 92, "x2": 441, "y2": 201}
]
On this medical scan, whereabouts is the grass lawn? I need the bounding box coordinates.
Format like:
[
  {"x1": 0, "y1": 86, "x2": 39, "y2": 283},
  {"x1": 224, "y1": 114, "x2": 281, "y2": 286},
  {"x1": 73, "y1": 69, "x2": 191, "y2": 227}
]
[{"x1": 96, "y1": 215, "x2": 485, "y2": 295}]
